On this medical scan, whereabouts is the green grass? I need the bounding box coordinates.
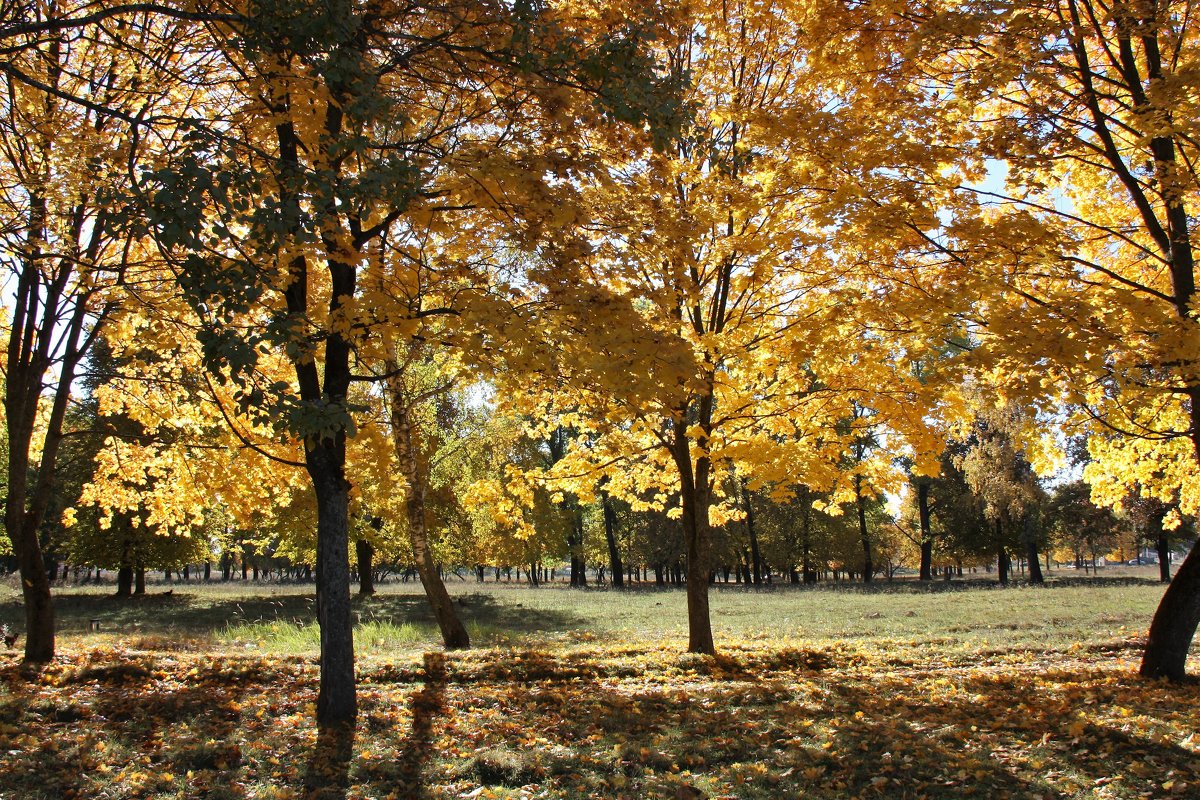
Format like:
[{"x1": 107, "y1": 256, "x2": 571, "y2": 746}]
[{"x1": 0, "y1": 571, "x2": 1173, "y2": 659}]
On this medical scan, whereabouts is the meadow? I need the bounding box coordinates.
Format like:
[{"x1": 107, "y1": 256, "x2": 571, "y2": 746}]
[{"x1": 1, "y1": 572, "x2": 1197, "y2": 799}]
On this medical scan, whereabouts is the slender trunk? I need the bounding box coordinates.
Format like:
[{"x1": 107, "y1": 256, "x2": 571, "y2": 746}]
[
  {"x1": 356, "y1": 538, "x2": 375, "y2": 596},
  {"x1": 1024, "y1": 514, "x2": 1044, "y2": 585},
  {"x1": 855, "y1": 474, "x2": 872, "y2": 584},
  {"x1": 917, "y1": 481, "x2": 933, "y2": 581},
  {"x1": 601, "y1": 492, "x2": 624, "y2": 589},
  {"x1": 388, "y1": 386, "x2": 469, "y2": 650},
  {"x1": 1146, "y1": 506, "x2": 1172, "y2": 583},
  {"x1": 742, "y1": 480, "x2": 762, "y2": 585},
  {"x1": 996, "y1": 518, "x2": 1008, "y2": 585},
  {"x1": 134, "y1": 565, "x2": 145, "y2": 595}
]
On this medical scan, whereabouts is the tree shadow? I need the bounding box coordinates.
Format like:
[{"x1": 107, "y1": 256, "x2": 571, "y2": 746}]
[
  {"x1": 3, "y1": 590, "x2": 586, "y2": 645},
  {"x1": 304, "y1": 724, "x2": 355, "y2": 800}
]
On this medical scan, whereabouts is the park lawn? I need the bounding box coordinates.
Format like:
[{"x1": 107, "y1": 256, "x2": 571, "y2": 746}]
[{"x1": 0, "y1": 578, "x2": 1198, "y2": 799}]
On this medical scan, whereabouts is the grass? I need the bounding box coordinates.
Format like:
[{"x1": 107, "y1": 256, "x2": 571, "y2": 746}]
[{"x1": 1, "y1": 572, "x2": 1197, "y2": 799}]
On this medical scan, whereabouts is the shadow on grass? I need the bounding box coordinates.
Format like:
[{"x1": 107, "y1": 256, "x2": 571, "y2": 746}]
[
  {"x1": 0, "y1": 589, "x2": 585, "y2": 644},
  {"x1": 304, "y1": 725, "x2": 355, "y2": 800}
]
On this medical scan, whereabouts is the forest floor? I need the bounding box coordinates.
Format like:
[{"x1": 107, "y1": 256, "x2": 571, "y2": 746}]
[{"x1": 1, "y1": 574, "x2": 1198, "y2": 799}]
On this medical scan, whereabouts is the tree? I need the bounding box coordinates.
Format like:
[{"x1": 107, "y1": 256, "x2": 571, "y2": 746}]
[
  {"x1": 916, "y1": 0, "x2": 1200, "y2": 678},
  {"x1": 133, "y1": 0, "x2": 679, "y2": 728},
  {"x1": 0, "y1": 4, "x2": 186, "y2": 661},
  {"x1": 381, "y1": 343, "x2": 470, "y2": 648},
  {"x1": 504, "y1": 0, "x2": 953, "y2": 654}
]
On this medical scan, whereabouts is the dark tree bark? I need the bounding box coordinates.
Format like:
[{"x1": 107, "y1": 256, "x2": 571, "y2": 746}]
[
  {"x1": 134, "y1": 565, "x2": 145, "y2": 595},
  {"x1": 115, "y1": 565, "x2": 133, "y2": 598},
  {"x1": 742, "y1": 480, "x2": 762, "y2": 585},
  {"x1": 670, "y1": 401, "x2": 715, "y2": 655},
  {"x1": 601, "y1": 492, "x2": 624, "y2": 589},
  {"x1": 855, "y1": 474, "x2": 873, "y2": 584},
  {"x1": 917, "y1": 481, "x2": 933, "y2": 581},
  {"x1": 1023, "y1": 513, "x2": 1044, "y2": 584},
  {"x1": 996, "y1": 518, "x2": 1009, "y2": 585},
  {"x1": 1145, "y1": 506, "x2": 1172, "y2": 583},
  {"x1": 356, "y1": 538, "x2": 375, "y2": 596}
]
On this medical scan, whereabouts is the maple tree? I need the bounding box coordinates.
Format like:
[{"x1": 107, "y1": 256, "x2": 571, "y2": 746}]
[
  {"x1": 912, "y1": 0, "x2": 1200, "y2": 679},
  {"x1": 0, "y1": 3, "x2": 195, "y2": 662},
  {"x1": 497, "y1": 0, "x2": 963, "y2": 654},
  {"x1": 124, "y1": 0, "x2": 682, "y2": 727}
]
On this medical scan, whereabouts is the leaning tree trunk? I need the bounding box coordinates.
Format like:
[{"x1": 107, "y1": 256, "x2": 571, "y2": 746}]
[
  {"x1": 388, "y1": 390, "x2": 469, "y2": 650},
  {"x1": 917, "y1": 481, "x2": 933, "y2": 581},
  {"x1": 1141, "y1": 385, "x2": 1200, "y2": 679}
]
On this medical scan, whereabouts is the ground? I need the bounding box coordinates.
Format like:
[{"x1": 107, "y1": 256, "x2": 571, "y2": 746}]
[{"x1": 0, "y1": 573, "x2": 1197, "y2": 799}]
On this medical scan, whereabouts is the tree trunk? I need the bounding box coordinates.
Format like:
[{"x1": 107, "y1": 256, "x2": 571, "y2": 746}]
[
  {"x1": 1024, "y1": 513, "x2": 1044, "y2": 585},
  {"x1": 742, "y1": 481, "x2": 762, "y2": 585},
  {"x1": 387, "y1": 387, "x2": 469, "y2": 650},
  {"x1": 1158, "y1": 533, "x2": 1172, "y2": 583},
  {"x1": 1140, "y1": 539, "x2": 1200, "y2": 680},
  {"x1": 855, "y1": 474, "x2": 872, "y2": 584},
  {"x1": 671, "y1": 407, "x2": 715, "y2": 655},
  {"x1": 917, "y1": 481, "x2": 933, "y2": 581},
  {"x1": 4, "y1": 173, "x2": 96, "y2": 664},
  {"x1": 356, "y1": 538, "x2": 375, "y2": 596},
  {"x1": 1147, "y1": 506, "x2": 1172, "y2": 583},
  {"x1": 997, "y1": 519, "x2": 1009, "y2": 585},
  {"x1": 309, "y1": 445, "x2": 357, "y2": 728},
  {"x1": 135, "y1": 565, "x2": 146, "y2": 595},
  {"x1": 116, "y1": 565, "x2": 133, "y2": 598},
  {"x1": 568, "y1": 506, "x2": 586, "y2": 587},
  {"x1": 601, "y1": 492, "x2": 624, "y2": 589}
]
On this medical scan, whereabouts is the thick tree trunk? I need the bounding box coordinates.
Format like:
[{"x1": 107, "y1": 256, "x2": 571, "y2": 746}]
[
  {"x1": 1140, "y1": 539, "x2": 1200, "y2": 680},
  {"x1": 602, "y1": 492, "x2": 624, "y2": 589},
  {"x1": 310, "y1": 446, "x2": 356, "y2": 728},
  {"x1": 917, "y1": 482, "x2": 933, "y2": 581},
  {"x1": 135, "y1": 565, "x2": 146, "y2": 595},
  {"x1": 116, "y1": 565, "x2": 133, "y2": 598},
  {"x1": 11, "y1": 526, "x2": 54, "y2": 661},
  {"x1": 356, "y1": 538, "x2": 375, "y2": 596}
]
